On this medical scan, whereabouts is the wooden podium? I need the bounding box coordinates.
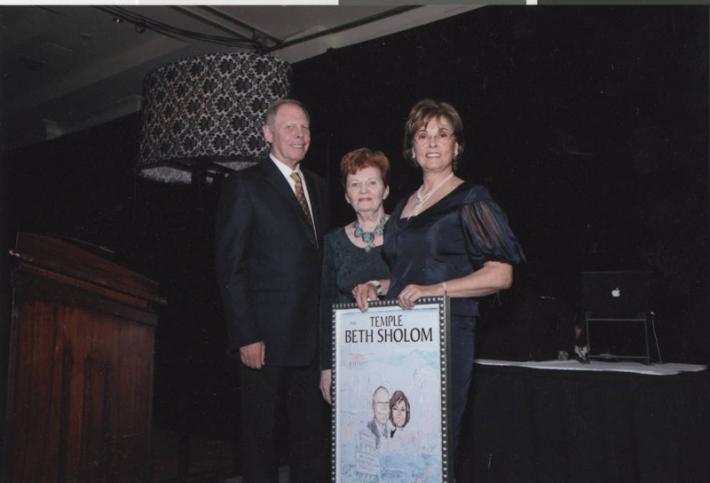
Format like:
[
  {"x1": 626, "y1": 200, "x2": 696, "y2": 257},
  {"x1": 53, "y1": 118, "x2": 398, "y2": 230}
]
[{"x1": 5, "y1": 233, "x2": 164, "y2": 483}]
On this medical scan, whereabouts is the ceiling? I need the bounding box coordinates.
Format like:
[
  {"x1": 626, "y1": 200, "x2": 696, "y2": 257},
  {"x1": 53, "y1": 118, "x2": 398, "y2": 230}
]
[{"x1": 0, "y1": 4, "x2": 481, "y2": 152}]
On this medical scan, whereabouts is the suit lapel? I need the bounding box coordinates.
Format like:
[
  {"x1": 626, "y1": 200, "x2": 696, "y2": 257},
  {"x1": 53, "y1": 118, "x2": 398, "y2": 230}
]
[{"x1": 260, "y1": 159, "x2": 318, "y2": 246}]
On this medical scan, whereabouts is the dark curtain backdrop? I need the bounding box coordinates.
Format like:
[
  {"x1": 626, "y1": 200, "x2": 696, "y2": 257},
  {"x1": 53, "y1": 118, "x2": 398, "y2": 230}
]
[
  {"x1": 291, "y1": 5, "x2": 709, "y2": 364},
  {"x1": 2, "y1": 6, "x2": 708, "y2": 441}
]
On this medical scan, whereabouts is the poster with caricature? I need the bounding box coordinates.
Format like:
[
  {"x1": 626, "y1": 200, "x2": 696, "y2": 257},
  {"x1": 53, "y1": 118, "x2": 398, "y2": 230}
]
[{"x1": 332, "y1": 298, "x2": 450, "y2": 483}]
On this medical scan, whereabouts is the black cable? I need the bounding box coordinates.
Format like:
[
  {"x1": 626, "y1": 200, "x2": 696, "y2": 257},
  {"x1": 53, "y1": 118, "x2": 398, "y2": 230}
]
[
  {"x1": 170, "y1": 6, "x2": 269, "y2": 49},
  {"x1": 95, "y1": 6, "x2": 262, "y2": 49},
  {"x1": 649, "y1": 311, "x2": 663, "y2": 363},
  {"x1": 96, "y1": 5, "x2": 424, "y2": 54},
  {"x1": 197, "y1": 6, "x2": 283, "y2": 48}
]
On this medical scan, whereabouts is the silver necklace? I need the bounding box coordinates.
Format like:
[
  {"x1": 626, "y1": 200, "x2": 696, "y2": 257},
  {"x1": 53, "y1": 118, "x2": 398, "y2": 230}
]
[{"x1": 412, "y1": 172, "x2": 455, "y2": 216}]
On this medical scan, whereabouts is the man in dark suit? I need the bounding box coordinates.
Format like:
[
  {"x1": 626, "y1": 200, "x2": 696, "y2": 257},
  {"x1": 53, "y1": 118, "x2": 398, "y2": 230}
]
[{"x1": 215, "y1": 99, "x2": 329, "y2": 482}]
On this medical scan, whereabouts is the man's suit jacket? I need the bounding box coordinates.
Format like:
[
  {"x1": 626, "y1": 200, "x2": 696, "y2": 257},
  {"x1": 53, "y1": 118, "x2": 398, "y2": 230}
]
[
  {"x1": 366, "y1": 419, "x2": 388, "y2": 449},
  {"x1": 215, "y1": 158, "x2": 329, "y2": 367}
]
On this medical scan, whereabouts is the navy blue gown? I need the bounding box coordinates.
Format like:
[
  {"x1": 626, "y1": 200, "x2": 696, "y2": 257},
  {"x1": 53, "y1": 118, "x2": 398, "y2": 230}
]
[{"x1": 383, "y1": 181, "x2": 525, "y2": 446}]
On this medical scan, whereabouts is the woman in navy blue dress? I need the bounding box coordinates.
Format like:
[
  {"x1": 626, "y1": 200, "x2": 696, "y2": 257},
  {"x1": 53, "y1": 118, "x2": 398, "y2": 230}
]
[{"x1": 353, "y1": 99, "x2": 525, "y2": 454}]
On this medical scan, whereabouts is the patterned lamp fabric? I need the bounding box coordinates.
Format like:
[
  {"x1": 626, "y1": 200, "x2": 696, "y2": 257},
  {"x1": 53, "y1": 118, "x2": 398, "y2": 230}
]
[{"x1": 137, "y1": 52, "x2": 291, "y2": 183}]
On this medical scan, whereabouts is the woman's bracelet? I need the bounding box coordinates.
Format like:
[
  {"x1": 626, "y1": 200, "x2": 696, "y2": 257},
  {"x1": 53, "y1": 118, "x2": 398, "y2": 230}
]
[{"x1": 442, "y1": 281, "x2": 448, "y2": 297}]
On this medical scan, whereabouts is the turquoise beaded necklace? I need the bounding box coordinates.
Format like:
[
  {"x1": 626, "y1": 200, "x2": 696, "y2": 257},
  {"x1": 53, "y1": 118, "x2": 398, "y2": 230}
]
[{"x1": 353, "y1": 216, "x2": 388, "y2": 252}]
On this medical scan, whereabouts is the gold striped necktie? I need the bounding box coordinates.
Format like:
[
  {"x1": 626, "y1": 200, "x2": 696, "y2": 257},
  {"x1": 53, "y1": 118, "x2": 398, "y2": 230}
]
[{"x1": 290, "y1": 171, "x2": 314, "y2": 228}]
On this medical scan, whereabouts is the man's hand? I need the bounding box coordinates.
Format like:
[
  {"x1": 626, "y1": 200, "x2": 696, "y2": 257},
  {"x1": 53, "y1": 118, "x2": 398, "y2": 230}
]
[
  {"x1": 240, "y1": 341, "x2": 266, "y2": 369},
  {"x1": 320, "y1": 369, "x2": 333, "y2": 404}
]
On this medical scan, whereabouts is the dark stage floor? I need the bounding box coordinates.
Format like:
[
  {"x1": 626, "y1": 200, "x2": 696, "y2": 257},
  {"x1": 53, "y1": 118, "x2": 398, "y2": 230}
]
[{"x1": 152, "y1": 428, "x2": 240, "y2": 483}]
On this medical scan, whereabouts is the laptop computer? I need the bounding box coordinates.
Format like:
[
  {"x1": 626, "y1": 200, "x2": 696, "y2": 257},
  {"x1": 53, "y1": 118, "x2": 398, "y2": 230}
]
[{"x1": 580, "y1": 271, "x2": 655, "y2": 362}]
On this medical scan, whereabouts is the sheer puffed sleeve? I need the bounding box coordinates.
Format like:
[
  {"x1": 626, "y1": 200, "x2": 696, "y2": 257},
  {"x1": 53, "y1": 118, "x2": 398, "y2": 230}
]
[
  {"x1": 460, "y1": 186, "x2": 526, "y2": 267},
  {"x1": 319, "y1": 233, "x2": 339, "y2": 370}
]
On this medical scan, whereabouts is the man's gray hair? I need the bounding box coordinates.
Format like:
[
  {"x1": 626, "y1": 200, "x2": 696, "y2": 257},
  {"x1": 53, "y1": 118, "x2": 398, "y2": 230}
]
[{"x1": 264, "y1": 98, "x2": 310, "y2": 126}]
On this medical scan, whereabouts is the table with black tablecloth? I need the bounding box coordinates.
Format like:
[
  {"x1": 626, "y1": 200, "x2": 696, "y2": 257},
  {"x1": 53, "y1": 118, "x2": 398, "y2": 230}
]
[{"x1": 458, "y1": 360, "x2": 710, "y2": 483}]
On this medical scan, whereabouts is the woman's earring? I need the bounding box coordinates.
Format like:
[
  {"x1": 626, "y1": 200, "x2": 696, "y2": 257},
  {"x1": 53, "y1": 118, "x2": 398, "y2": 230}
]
[{"x1": 411, "y1": 151, "x2": 416, "y2": 160}]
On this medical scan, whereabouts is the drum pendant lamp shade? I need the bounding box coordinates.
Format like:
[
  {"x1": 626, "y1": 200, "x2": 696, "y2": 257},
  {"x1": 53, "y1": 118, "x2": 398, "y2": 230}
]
[{"x1": 137, "y1": 52, "x2": 291, "y2": 183}]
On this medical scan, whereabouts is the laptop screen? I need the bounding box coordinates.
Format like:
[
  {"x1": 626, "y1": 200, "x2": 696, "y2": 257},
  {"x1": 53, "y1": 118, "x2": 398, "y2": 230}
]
[{"x1": 581, "y1": 270, "x2": 654, "y2": 316}]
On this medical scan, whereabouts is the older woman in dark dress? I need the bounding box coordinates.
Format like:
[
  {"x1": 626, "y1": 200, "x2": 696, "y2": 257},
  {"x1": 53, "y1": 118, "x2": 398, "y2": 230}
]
[
  {"x1": 319, "y1": 148, "x2": 392, "y2": 404},
  {"x1": 354, "y1": 99, "x2": 525, "y2": 452}
]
